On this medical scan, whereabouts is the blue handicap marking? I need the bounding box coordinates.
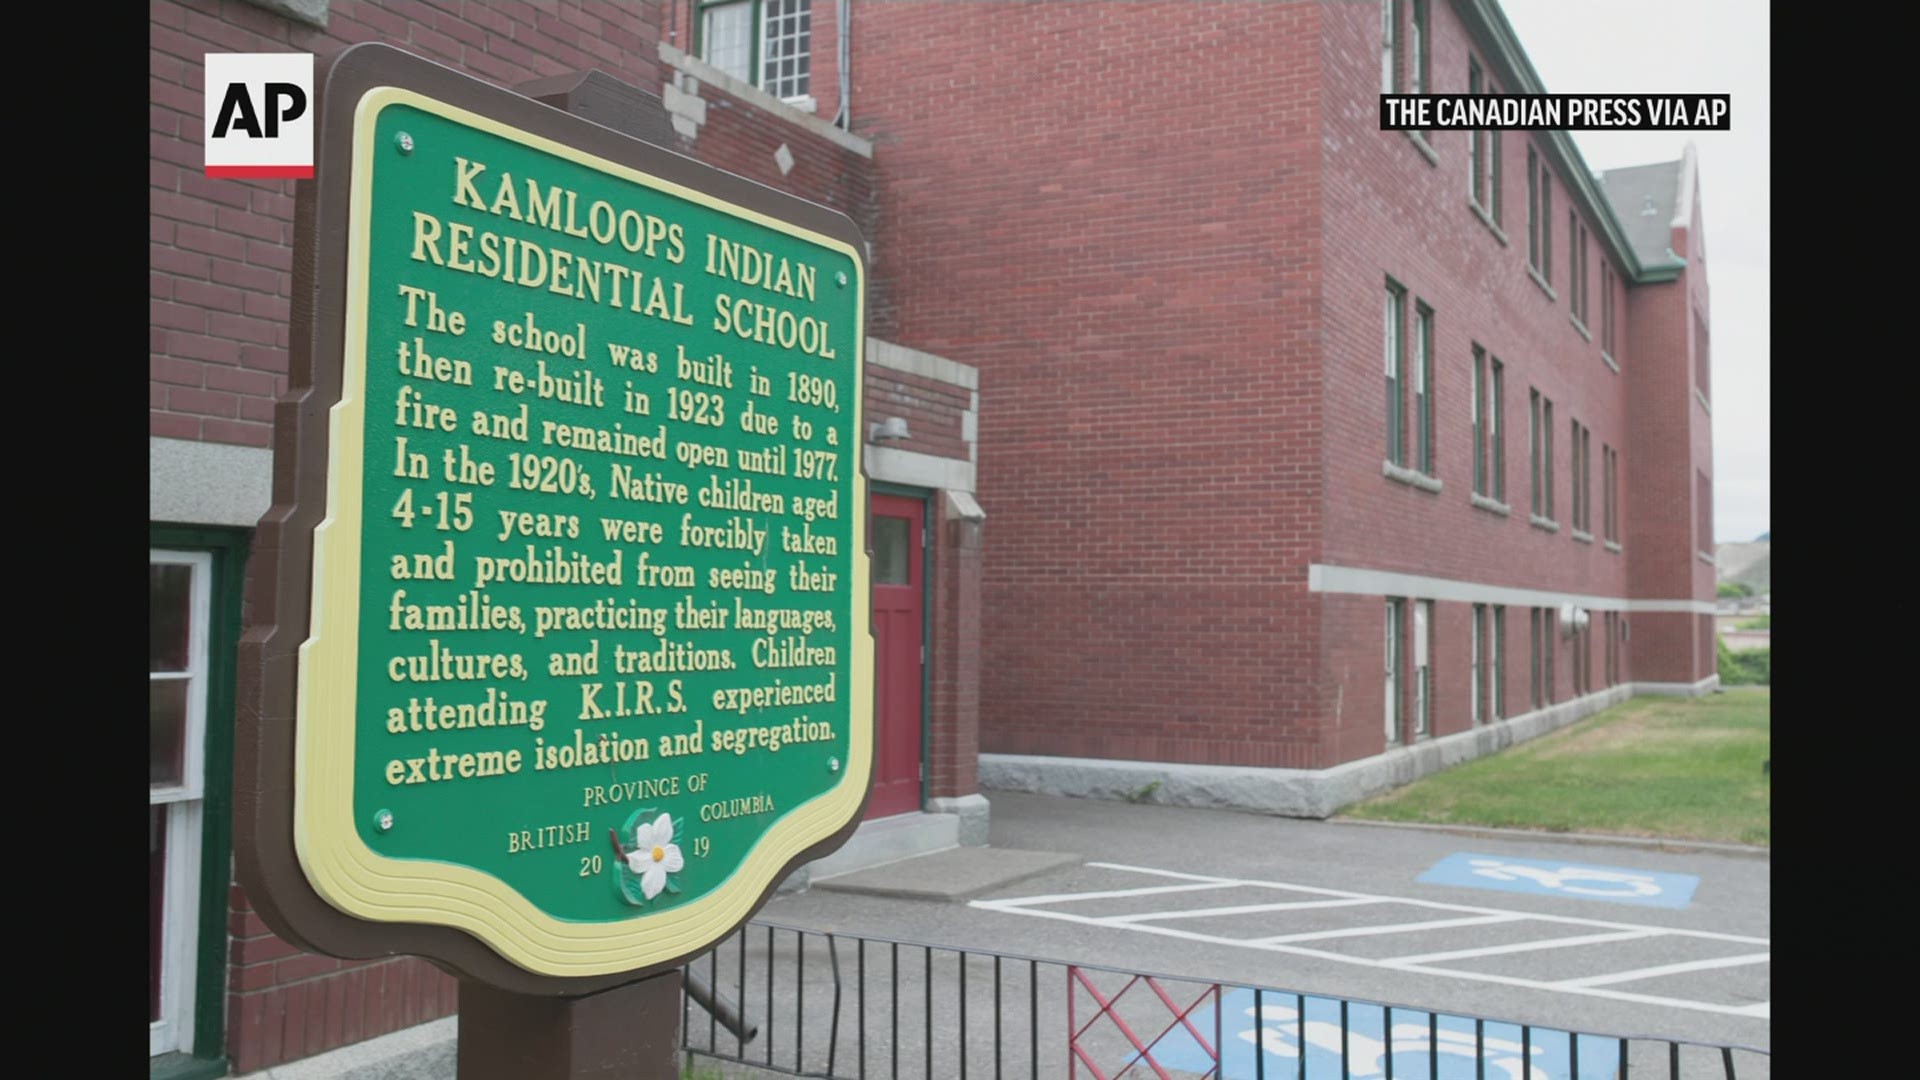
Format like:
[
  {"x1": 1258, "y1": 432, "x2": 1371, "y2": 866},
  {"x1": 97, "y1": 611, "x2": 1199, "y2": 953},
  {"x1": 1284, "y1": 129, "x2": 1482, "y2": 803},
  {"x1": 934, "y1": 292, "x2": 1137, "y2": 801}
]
[
  {"x1": 1145, "y1": 988, "x2": 1623, "y2": 1080},
  {"x1": 1417, "y1": 852, "x2": 1698, "y2": 909}
]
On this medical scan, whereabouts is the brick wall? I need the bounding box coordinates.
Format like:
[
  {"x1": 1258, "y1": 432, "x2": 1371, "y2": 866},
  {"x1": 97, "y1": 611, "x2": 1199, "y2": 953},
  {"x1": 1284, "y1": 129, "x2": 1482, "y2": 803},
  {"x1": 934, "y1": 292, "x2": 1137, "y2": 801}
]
[
  {"x1": 152, "y1": 0, "x2": 663, "y2": 450},
  {"x1": 848, "y1": 0, "x2": 1331, "y2": 768},
  {"x1": 226, "y1": 885, "x2": 459, "y2": 1075}
]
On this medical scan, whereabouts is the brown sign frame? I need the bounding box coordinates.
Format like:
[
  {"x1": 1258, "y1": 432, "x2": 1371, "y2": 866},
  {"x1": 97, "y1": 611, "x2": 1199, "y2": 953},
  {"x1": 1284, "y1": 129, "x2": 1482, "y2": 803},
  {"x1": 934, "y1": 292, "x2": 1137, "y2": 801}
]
[{"x1": 235, "y1": 42, "x2": 874, "y2": 996}]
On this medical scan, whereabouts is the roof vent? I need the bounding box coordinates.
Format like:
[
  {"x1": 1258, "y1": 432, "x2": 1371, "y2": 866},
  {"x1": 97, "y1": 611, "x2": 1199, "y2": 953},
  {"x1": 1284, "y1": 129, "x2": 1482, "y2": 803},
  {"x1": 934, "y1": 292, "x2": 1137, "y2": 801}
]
[{"x1": 1640, "y1": 195, "x2": 1659, "y2": 216}]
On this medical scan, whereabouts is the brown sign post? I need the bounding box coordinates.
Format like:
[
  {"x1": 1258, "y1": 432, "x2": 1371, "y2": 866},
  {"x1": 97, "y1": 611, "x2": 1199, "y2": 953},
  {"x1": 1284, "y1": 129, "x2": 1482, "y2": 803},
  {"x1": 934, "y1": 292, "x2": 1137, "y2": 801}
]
[{"x1": 237, "y1": 43, "x2": 874, "y2": 1078}]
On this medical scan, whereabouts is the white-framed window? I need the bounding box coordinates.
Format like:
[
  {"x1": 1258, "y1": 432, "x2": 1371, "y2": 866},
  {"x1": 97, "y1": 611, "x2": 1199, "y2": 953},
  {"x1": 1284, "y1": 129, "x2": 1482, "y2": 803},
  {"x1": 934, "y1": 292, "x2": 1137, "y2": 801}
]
[
  {"x1": 699, "y1": 0, "x2": 813, "y2": 105},
  {"x1": 1384, "y1": 281, "x2": 1405, "y2": 466},
  {"x1": 1381, "y1": 0, "x2": 1399, "y2": 94},
  {"x1": 1491, "y1": 604, "x2": 1506, "y2": 719},
  {"x1": 1470, "y1": 603, "x2": 1484, "y2": 726},
  {"x1": 1414, "y1": 599, "x2": 1432, "y2": 737},
  {"x1": 151, "y1": 549, "x2": 211, "y2": 1058},
  {"x1": 1385, "y1": 599, "x2": 1403, "y2": 745}
]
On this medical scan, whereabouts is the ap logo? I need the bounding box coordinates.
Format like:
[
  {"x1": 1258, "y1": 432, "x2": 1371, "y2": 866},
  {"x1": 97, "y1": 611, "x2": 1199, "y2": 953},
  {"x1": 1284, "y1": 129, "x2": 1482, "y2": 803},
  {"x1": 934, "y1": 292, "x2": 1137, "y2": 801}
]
[{"x1": 204, "y1": 53, "x2": 314, "y2": 179}]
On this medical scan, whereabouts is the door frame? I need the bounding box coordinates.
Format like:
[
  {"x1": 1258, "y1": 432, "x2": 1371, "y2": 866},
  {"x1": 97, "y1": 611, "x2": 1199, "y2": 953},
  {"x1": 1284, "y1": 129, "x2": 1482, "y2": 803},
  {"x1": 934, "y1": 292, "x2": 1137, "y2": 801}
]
[{"x1": 870, "y1": 482, "x2": 932, "y2": 812}]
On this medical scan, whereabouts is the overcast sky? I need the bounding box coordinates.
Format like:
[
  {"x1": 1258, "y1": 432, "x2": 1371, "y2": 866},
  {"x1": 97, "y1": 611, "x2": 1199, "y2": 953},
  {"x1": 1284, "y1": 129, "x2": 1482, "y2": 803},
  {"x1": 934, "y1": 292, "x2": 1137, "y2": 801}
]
[{"x1": 1499, "y1": 0, "x2": 1770, "y2": 544}]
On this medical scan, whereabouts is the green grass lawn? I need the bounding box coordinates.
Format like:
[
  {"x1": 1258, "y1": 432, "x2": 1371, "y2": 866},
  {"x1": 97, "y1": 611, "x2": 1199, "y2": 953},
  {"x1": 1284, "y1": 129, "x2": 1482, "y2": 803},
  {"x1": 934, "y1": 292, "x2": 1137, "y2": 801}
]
[{"x1": 1343, "y1": 689, "x2": 1771, "y2": 846}]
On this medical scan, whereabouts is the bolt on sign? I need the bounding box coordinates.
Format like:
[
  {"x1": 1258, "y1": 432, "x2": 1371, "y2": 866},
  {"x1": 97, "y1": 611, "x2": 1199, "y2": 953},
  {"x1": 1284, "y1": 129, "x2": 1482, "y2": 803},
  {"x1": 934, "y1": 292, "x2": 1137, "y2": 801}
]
[{"x1": 237, "y1": 44, "x2": 872, "y2": 994}]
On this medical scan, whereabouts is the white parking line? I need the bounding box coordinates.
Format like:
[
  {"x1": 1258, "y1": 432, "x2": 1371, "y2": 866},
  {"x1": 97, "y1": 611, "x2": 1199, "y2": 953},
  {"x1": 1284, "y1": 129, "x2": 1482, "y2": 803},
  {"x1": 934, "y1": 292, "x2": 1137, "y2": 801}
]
[
  {"x1": 984, "y1": 880, "x2": 1233, "y2": 907},
  {"x1": 1556, "y1": 952, "x2": 1772, "y2": 989},
  {"x1": 971, "y1": 862, "x2": 1770, "y2": 1021},
  {"x1": 1388, "y1": 928, "x2": 1660, "y2": 965},
  {"x1": 1251, "y1": 913, "x2": 1525, "y2": 945},
  {"x1": 1112, "y1": 897, "x2": 1388, "y2": 924}
]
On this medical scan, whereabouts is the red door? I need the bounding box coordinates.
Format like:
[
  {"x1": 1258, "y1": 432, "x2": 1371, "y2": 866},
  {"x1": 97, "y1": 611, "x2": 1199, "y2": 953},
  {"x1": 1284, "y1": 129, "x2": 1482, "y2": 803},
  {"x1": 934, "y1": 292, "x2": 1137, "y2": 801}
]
[{"x1": 867, "y1": 494, "x2": 924, "y2": 819}]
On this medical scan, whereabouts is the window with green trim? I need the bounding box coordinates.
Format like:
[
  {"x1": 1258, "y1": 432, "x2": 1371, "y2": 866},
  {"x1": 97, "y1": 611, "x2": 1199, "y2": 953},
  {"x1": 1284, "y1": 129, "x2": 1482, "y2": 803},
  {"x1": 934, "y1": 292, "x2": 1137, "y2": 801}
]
[
  {"x1": 1384, "y1": 280, "x2": 1405, "y2": 467},
  {"x1": 698, "y1": 0, "x2": 813, "y2": 104},
  {"x1": 1414, "y1": 301, "x2": 1434, "y2": 474},
  {"x1": 1470, "y1": 603, "x2": 1484, "y2": 726},
  {"x1": 151, "y1": 549, "x2": 211, "y2": 1060},
  {"x1": 1529, "y1": 607, "x2": 1541, "y2": 709},
  {"x1": 1491, "y1": 604, "x2": 1506, "y2": 719},
  {"x1": 1472, "y1": 347, "x2": 1504, "y2": 500},
  {"x1": 1414, "y1": 599, "x2": 1433, "y2": 737},
  {"x1": 1601, "y1": 262, "x2": 1617, "y2": 358},
  {"x1": 1489, "y1": 357, "x2": 1505, "y2": 502},
  {"x1": 1385, "y1": 598, "x2": 1404, "y2": 745},
  {"x1": 1528, "y1": 388, "x2": 1541, "y2": 515},
  {"x1": 1381, "y1": 0, "x2": 1400, "y2": 94},
  {"x1": 1542, "y1": 397, "x2": 1554, "y2": 519},
  {"x1": 150, "y1": 528, "x2": 244, "y2": 1077},
  {"x1": 1409, "y1": 0, "x2": 1429, "y2": 97},
  {"x1": 1469, "y1": 60, "x2": 1501, "y2": 223}
]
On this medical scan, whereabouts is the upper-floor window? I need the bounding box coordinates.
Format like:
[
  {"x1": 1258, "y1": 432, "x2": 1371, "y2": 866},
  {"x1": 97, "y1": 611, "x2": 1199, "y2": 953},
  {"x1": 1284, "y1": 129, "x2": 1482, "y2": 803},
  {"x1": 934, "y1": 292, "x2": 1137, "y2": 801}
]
[
  {"x1": 1569, "y1": 214, "x2": 1589, "y2": 327},
  {"x1": 1414, "y1": 302, "x2": 1434, "y2": 475},
  {"x1": 1697, "y1": 469, "x2": 1714, "y2": 557},
  {"x1": 1603, "y1": 444, "x2": 1620, "y2": 545},
  {"x1": 1694, "y1": 308, "x2": 1711, "y2": 403},
  {"x1": 1600, "y1": 262, "x2": 1617, "y2": 360},
  {"x1": 1527, "y1": 148, "x2": 1553, "y2": 283},
  {"x1": 699, "y1": 0, "x2": 812, "y2": 103},
  {"x1": 1409, "y1": 0, "x2": 1429, "y2": 96},
  {"x1": 1468, "y1": 61, "x2": 1502, "y2": 224},
  {"x1": 1472, "y1": 347, "x2": 1505, "y2": 503},
  {"x1": 1569, "y1": 419, "x2": 1591, "y2": 535},
  {"x1": 1381, "y1": 0, "x2": 1400, "y2": 93},
  {"x1": 1385, "y1": 281, "x2": 1406, "y2": 466},
  {"x1": 1529, "y1": 390, "x2": 1555, "y2": 522}
]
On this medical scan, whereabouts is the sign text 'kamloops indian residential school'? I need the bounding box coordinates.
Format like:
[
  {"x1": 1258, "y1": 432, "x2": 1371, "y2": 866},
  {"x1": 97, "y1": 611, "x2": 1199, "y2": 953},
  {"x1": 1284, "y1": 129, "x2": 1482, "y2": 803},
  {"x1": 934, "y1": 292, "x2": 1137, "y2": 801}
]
[{"x1": 236, "y1": 45, "x2": 874, "y2": 997}]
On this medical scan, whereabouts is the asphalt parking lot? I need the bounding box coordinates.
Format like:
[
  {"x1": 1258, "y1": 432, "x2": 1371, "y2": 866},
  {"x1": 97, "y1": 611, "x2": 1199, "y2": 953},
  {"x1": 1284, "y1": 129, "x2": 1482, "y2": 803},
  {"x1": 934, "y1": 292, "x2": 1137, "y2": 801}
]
[{"x1": 739, "y1": 791, "x2": 1769, "y2": 1079}]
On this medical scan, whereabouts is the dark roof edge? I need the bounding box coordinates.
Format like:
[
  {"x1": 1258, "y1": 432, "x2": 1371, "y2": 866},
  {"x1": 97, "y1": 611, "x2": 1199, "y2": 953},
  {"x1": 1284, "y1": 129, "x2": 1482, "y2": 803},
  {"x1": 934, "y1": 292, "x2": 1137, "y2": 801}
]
[{"x1": 1456, "y1": 0, "x2": 1691, "y2": 285}]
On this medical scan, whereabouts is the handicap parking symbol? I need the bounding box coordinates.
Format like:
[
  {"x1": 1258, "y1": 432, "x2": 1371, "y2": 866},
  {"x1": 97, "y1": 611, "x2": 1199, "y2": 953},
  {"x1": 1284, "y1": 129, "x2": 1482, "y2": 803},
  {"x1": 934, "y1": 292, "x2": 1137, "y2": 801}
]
[
  {"x1": 1145, "y1": 989, "x2": 1622, "y2": 1079},
  {"x1": 1418, "y1": 853, "x2": 1699, "y2": 909}
]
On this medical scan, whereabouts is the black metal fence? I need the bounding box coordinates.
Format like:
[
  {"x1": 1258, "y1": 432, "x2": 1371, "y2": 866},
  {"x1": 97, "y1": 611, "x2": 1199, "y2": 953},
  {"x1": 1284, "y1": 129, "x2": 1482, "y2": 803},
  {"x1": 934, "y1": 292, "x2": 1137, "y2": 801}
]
[{"x1": 678, "y1": 920, "x2": 1769, "y2": 1079}]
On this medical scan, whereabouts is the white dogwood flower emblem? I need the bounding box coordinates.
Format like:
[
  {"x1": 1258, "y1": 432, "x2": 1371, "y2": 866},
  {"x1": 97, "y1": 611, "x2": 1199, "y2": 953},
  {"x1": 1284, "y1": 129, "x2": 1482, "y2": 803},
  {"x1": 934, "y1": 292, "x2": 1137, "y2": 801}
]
[{"x1": 624, "y1": 813, "x2": 684, "y2": 900}]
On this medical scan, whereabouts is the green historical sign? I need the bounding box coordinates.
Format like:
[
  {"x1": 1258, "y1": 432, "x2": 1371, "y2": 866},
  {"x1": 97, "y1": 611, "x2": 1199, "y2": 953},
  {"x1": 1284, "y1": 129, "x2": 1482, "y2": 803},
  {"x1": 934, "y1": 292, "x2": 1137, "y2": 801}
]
[{"x1": 244, "y1": 60, "x2": 872, "y2": 986}]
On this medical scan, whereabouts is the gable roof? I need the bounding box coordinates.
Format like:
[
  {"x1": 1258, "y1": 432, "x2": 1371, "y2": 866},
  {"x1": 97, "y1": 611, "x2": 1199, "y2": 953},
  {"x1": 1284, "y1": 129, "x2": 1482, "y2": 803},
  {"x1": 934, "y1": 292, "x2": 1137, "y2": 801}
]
[{"x1": 1599, "y1": 160, "x2": 1684, "y2": 266}]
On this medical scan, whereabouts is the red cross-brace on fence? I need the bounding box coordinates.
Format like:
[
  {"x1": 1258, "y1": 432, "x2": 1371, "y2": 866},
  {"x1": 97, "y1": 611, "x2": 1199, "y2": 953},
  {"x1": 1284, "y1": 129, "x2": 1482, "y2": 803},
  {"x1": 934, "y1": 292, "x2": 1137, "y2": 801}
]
[{"x1": 1066, "y1": 965, "x2": 1221, "y2": 1079}]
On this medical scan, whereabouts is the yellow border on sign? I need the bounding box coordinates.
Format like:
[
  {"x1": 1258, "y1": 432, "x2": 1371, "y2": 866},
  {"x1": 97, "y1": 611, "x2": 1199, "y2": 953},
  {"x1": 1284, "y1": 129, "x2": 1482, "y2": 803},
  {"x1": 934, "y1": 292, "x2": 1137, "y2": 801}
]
[{"x1": 293, "y1": 86, "x2": 871, "y2": 977}]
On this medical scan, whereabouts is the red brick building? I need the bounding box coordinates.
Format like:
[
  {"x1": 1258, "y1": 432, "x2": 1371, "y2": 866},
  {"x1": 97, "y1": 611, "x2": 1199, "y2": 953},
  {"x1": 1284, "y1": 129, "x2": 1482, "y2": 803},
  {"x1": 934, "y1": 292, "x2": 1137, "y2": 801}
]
[{"x1": 150, "y1": 0, "x2": 1713, "y2": 1075}]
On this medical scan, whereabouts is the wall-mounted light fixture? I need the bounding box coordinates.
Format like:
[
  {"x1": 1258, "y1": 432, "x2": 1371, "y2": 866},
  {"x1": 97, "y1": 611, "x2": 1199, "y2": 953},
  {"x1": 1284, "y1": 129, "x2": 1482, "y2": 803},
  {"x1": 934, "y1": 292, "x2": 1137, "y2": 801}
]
[{"x1": 869, "y1": 416, "x2": 911, "y2": 443}]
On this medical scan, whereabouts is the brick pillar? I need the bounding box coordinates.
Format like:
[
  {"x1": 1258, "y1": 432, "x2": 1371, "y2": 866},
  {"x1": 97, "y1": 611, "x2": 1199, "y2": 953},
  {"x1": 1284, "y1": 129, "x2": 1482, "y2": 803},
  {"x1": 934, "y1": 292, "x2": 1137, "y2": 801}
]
[{"x1": 925, "y1": 491, "x2": 985, "y2": 837}]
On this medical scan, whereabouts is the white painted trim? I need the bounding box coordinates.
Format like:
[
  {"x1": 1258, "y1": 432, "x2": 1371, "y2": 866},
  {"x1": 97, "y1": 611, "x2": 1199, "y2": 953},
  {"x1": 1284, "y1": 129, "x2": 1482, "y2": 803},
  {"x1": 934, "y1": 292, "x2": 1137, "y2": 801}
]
[
  {"x1": 865, "y1": 444, "x2": 974, "y2": 493},
  {"x1": 150, "y1": 437, "x2": 272, "y2": 528},
  {"x1": 1670, "y1": 142, "x2": 1698, "y2": 231},
  {"x1": 1307, "y1": 563, "x2": 1715, "y2": 614},
  {"x1": 657, "y1": 43, "x2": 873, "y2": 157},
  {"x1": 867, "y1": 336, "x2": 979, "y2": 390},
  {"x1": 150, "y1": 548, "x2": 212, "y2": 1057}
]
